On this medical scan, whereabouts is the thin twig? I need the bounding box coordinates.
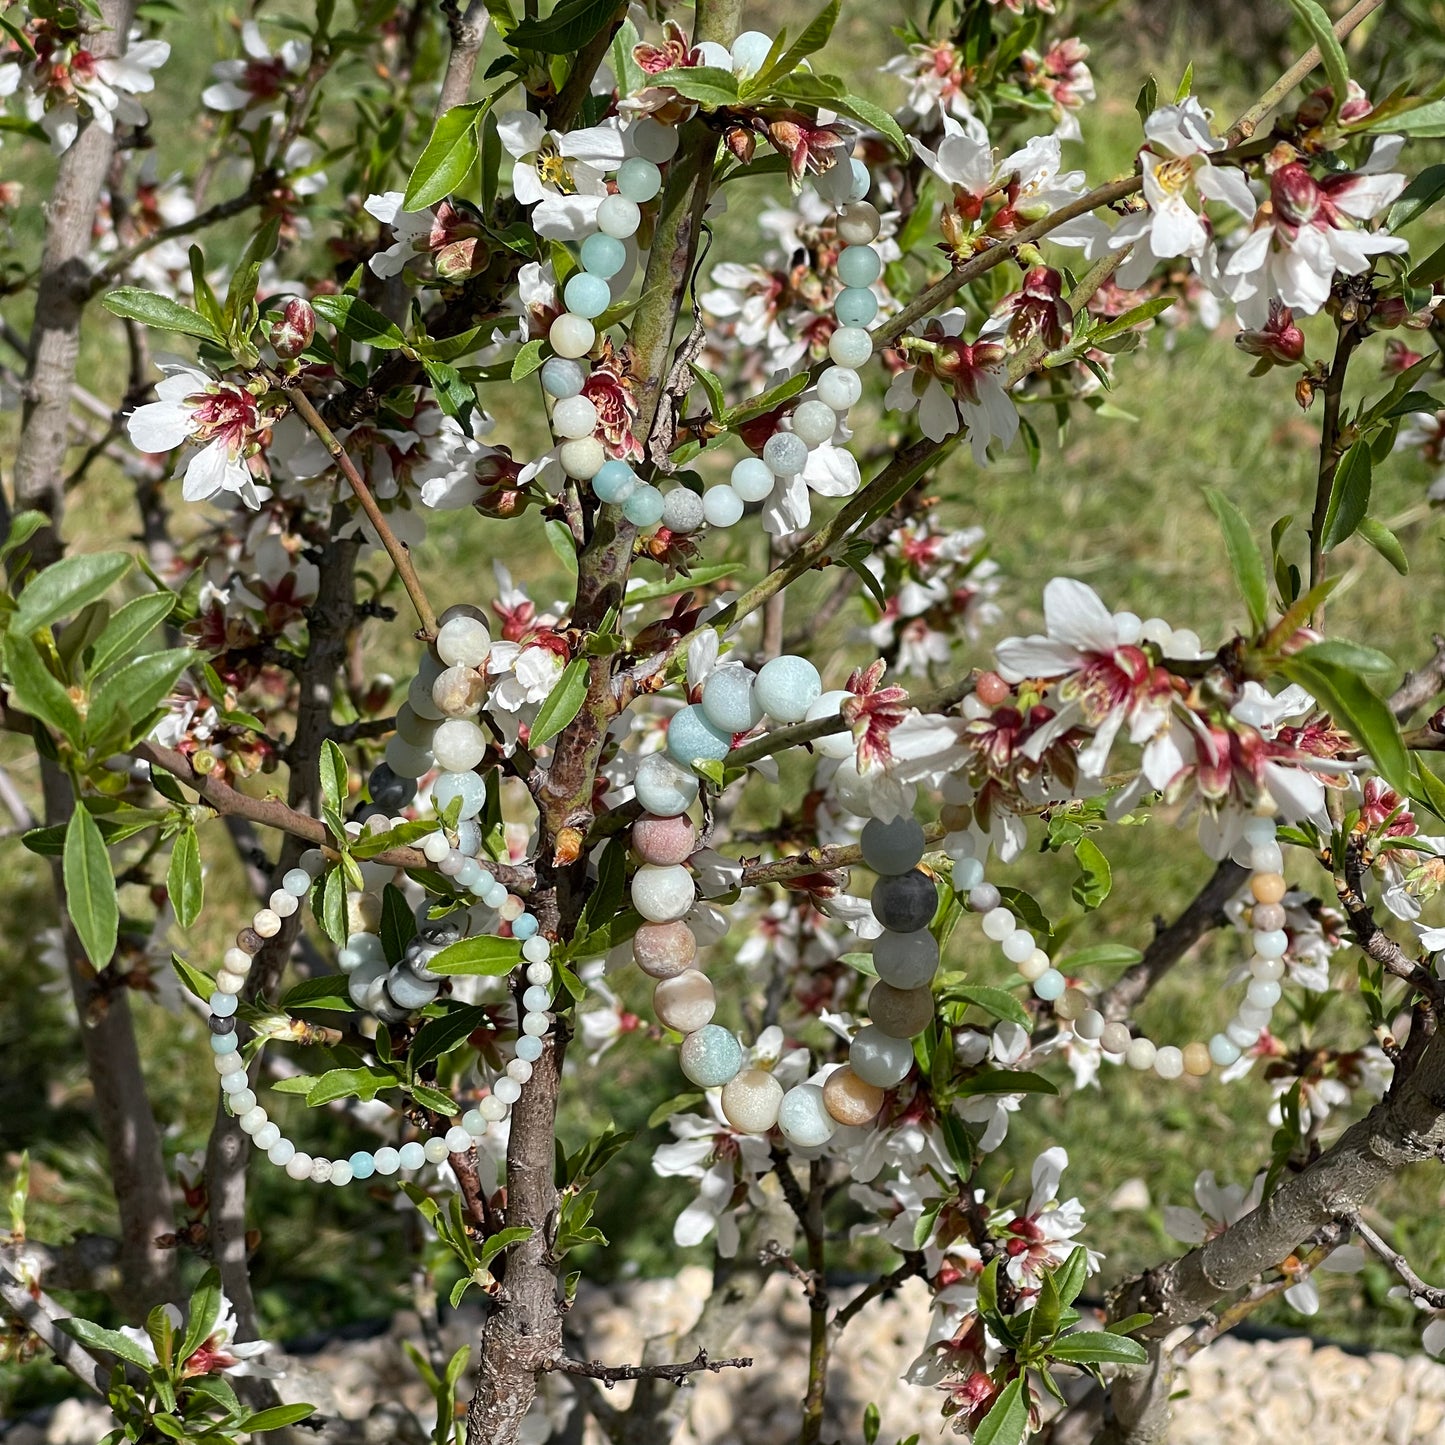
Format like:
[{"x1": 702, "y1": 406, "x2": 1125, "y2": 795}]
[
  {"x1": 831, "y1": 1253, "x2": 926, "y2": 1333},
  {"x1": 546, "y1": 1347, "x2": 753, "y2": 1386},
  {"x1": 0, "y1": 1253, "x2": 111, "y2": 1396},
  {"x1": 1348, "y1": 1213, "x2": 1445, "y2": 1309}
]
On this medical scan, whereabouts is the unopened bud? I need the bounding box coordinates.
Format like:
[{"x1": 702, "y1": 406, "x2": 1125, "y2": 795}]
[
  {"x1": 436, "y1": 236, "x2": 487, "y2": 281},
  {"x1": 269, "y1": 298, "x2": 315, "y2": 360}
]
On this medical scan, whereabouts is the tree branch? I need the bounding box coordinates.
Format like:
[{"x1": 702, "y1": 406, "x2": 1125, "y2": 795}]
[
  {"x1": 1349, "y1": 1212, "x2": 1445, "y2": 1309},
  {"x1": 436, "y1": 1, "x2": 491, "y2": 118},
  {"x1": 547, "y1": 1347, "x2": 753, "y2": 1385},
  {"x1": 0, "y1": 1252, "x2": 111, "y2": 1397}
]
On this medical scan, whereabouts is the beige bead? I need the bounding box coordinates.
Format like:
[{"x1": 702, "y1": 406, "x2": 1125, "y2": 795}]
[
  {"x1": 1125, "y1": 1037, "x2": 1156, "y2": 1071},
  {"x1": 223, "y1": 948, "x2": 252, "y2": 973},
  {"x1": 653, "y1": 970, "x2": 716, "y2": 1033},
  {"x1": 1099, "y1": 1022, "x2": 1132, "y2": 1055},
  {"x1": 1183, "y1": 1041, "x2": 1213, "y2": 1076},
  {"x1": 1017, "y1": 948, "x2": 1051, "y2": 982},
  {"x1": 253, "y1": 908, "x2": 282, "y2": 938},
  {"x1": 720, "y1": 1069, "x2": 784, "y2": 1134},
  {"x1": 348, "y1": 891, "x2": 383, "y2": 933},
  {"x1": 1250, "y1": 871, "x2": 1287, "y2": 904},
  {"x1": 633, "y1": 921, "x2": 697, "y2": 979},
  {"x1": 216, "y1": 969, "x2": 246, "y2": 994},
  {"x1": 1054, "y1": 988, "x2": 1089, "y2": 1021},
  {"x1": 867, "y1": 980, "x2": 934, "y2": 1039},
  {"x1": 822, "y1": 1066, "x2": 885, "y2": 1126},
  {"x1": 432, "y1": 664, "x2": 486, "y2": 719}
]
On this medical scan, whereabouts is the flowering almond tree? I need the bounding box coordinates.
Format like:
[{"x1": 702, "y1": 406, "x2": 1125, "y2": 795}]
[{"x1": 2, "y1": 0, "x2": 1445, "y2": 1442}]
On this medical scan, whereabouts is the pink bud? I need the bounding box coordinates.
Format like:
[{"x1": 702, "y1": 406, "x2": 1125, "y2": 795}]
[
  {"x1": 1270, "y1": 163, "x2": 1323, "y2": 229},
  {"x1": 269, "y1": 298, "x2": 314, "y2": 360}
]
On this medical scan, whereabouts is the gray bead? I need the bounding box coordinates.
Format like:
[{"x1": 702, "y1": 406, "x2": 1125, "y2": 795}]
[
  {"x1": 661, "y1": 488, "x2": 706, "y2": 534},
  {"x1": 871, "y1": 869, "x2": 938, "y2": 933},
  {"x1": 371, "y1": 992, "x2": 410, "y2": 1024},
  {"x1": 872, "y1": 928, "x2": 939, "y2": 990},
  {"x1": 208, "y1": 1014, "x2": 237, "y2": 1035},
  {"x1": 386, "y1": 964, "x2": 439, "y2": 1011},
  {"x1": 860, "y1": 815, "x2": 926, "y2": 875},
  {"x1": 405, "y1": 939, "x2": 446, "y2": 981}
]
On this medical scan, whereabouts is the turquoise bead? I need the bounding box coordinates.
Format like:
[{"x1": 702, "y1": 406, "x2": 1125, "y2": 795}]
[
  {"x1": 514, "y1": 913, "x2": 539, "y2": 940},
  {"x1": 563, "y1": 271, "x2": 611, "y2": 320},
  {"x1": 580, "y1": 232, "x2": 626, "y2": 279},
  {"x1": 835, "y1": 286, "x2": 878, "y2": 326},
  {"x1": 593, "y1": 459, "x2": 637, "y2": 504},
  {"x1": 730, "y1": 456, "x2": 774, "y2": 502},
  {"x1": 679, "y1": 1025, "x2": 744, "y2": 1087},
  {"x1": 516, "y1": 1034, "x2": 544, "y2": 1061},
  {"x1": 667, "y1": 705, "x2": 734, "y2": 766},
  {"x1": 623, "y1": 483, "x2": 664, "y2": 526},
  {"x1": 617, "y1": 156, "x2": 662, "y2": 202},
  {"x1": 210, "y1": 991, "x2": 237, "y2": 1017},
  {"x1": 540, "y1": 356, "x2": 585, "y2": 398},
  {"x1": 1033, "y1": 968, "x2": 1066, "y2": 1001},
  {"x1": 837, "y1": 244, "x2": 881, "y2": 288},
  {"x1": 433, "y1": 769, "x2": 486, "y2": 821},
  {"x1": 210, "y1": 1032, "x2": 239, "y2": 1054},
  {"x1": 349, "y1": 1151, "x2": 375, "y2": 1180},
  {"x1": 754, "y1": 654, "x2": 822, "y2": 722}
]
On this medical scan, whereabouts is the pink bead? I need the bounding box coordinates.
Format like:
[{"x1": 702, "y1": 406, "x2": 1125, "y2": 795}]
[
  {"x1": 633, "y1": 920, "x2": 697, "y2": 978},
  {"x1": 632, "y1": 814, "x2": 697, "y2": 865}
]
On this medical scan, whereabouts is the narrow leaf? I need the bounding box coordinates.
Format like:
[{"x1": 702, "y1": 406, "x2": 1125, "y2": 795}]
[
  {"x1": 529, "y1": 657, "x2": 589, "y2": 747},
  {"x1": 427, "y1": 935, "x2": 524, "y2": 976},
  {"x1": 1203, "y1": 487, "x2": 1268, "y2": 632},
  {"x1": 973, "y1": 1375, "x2": 1028, "y2": 1445},
  {"x1": 101, "y1": 289, "x2": 224, "y2": 343},
  {"x1": 1320, "y1": 439, "x2": 1372, "y2": 551},
  {"x1": 405, "y1": 101, "x2": 485, "y2": 210},
  {"x1": 1286, "y1": 0, "x2": 1350, "y2": 118},
  {"x1": 166, "y1": 826, "x2": 203, "y2": 929},
  {"x1": 64, "y1": 805, "x2": 118, "y2": 969},
  {"x1": 14, "y1": 552, "x2": 132, "y2": 635}
]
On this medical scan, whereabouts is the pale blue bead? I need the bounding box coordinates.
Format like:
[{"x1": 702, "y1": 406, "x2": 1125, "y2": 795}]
[
  {"x1": 513, "y1": 913, "x2": 539, "y2": 940},
  {"x1": 398, "y1": 1141, "x2": 426, "y2": 1171},
  {"x1": 210, "y1": 991, "x2": 238, "y2": 1017},
  {"x1": 580, "y1": 232, "x2": 626, "y2": 279},
  {"x1": 1253, "y1": 929, "x2": 1289, "y2": 959},
  {"x1": 1033, "y1": 968, "x2": 1066, "y2": 1001},
  {"x1": 702, "y1": 665, "x2": 761, "y2": 734},
  {"x1": 667, "y1": 704, "x2": 733, "y2": 766},
  {"x1": 455, "y1": 819, "x2": 482, "y2": 855},
  {"x1": 679, "y1": 1025, "x2": 744, "y2": 1087},
  {"x1": 540, "y1": 356, "x2": 585, "y2": 398},
  {"x1": 522, "y1": 1011, "x2": 550, "y2": 1036},
  {"x1": 1209, "y1": 1033, "x2": 1241, "y2": 1066},
  {"x1": 763, "y1": 430, "x2": 808, "y2": 477},
  {"x1": 211, "y1": 1032, "x2": 239, "y2": 1054},
  {"x1": 456, "y1": 858, "x2": 484, "y2": 891},
  {"x1": 220, "y1": 1069, "x2": 249, "y2": 1094},
  {"x1": 373, "y1": 1147, "x2": 400, "y2": 1176},
  {"x1": 617, "y1": 156, "x2": 662, "y2": 202},
  {"x1": 282, "y1": 868, "x2": 312, "y2": 896},
  {"x1": 954, "y1": 856, "x2": 985, "y2": 890},
  {"x1": 848, "y1": 158, "x2": 870, "y2": 200},
  {"x1": 835, "y1": 286, "x2": 878, "y2": 327},
  {"x1": 563, "y1": 271, "x2": 611, "y2": 320},
  {"x1": 433, "y1": 769, "x2": 486, "y2": 821},
  {"x1": 228, "y1": 1088, "x2": 257, "y2": 1114},
  {"x1": 593, "y1": 459, "x2": 638, "y2": 504},
  {"x1": 850, "y1": 1026, "x2": 913, "y2": 1088},
  {"x1": 463, "y1": 1109, "x2": 487, "y2": 1134},
  {"x1": 349, "y1": 1150, "x2": 375, "y2": 1179},
  {"x1": 777, "y1": 1083, "x2": 835, "y2": 1147},
  {"x1": 754, "y1": 654, "x2": 822, "y2": 722},
  {"x1": 388, "y1": 965, "x2": 439, "y2": 1011},
  {"x1": 837, "y1": 244, "x2": 881, "y2": 288},
  {"x1": 516, "y1": 1034, "x2": 544, "y2": 1061},
  {"x1": 829, "y1": 326, "x2": 872, "y2": 368},
  {"x1": 623, "y1": 483, "x2": 665, "y2": 526},
  {"x1": 702, "y1": 485, "x2": 743, "y2": 528},
  {"x1": 522, "y1": 984, "x2": 551, "y2": 1012},
  {"x1": 634, "y1": 752, "x2": 699, "y2": 816},
  {"x1": 730, "y1": 456, "x2": 774, "y2": 502},
  {"x1": 481, "y1": 879, "x2": 508, "y2": 908}
]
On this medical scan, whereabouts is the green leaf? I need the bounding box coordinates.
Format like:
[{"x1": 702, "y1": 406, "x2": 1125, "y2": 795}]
[
  {"x1": 1048, "y1": 1330, "x2": 1149, "y2": 1366},
  {"x1": 1055, "y1": 943, "x2": 1142, "y2": 971},
  {"x1": 86, "y1": 647, "x2": 193, "y2": 752},
  {"x1": 507, "y1": 0, "x2": 620, "y2": 54},
  {"x1": 1286, "y1": 0, "x2": 1350, "y2": 119},
  {"x1": 946, "y1": 984, "x2": 1032, "y2": 1030},
  {"x1": 510, "y1": 338, "x2": 547, "y2": 381},
  {"x1": 319, "y1": 866, "x2": 348, "y2": 947},
  {"x1": 236, "y1": 1405, "x2": 317, "y2": 1431},
  {"x1": 751, "y1": 0, "x2": 837, "y2": 89},
  {"x1": 0, "y1": 511, "x2": 49, "y2": 568},
  {"x1": 1357, "y1": 516, "x2": 1409, "y2": 575},
  {"x1": 1302, "y1": 639, "x2": 1396, "y2": 675},
  {"x1": 13, "y1": 551, "x2": 132, "y2": 635},
  {"x1": 410, "y1": 1005, "x2": 492, "y2": 1069},
  {"x1": 320, "y1": 737, "x2": 348, "y2": 819},
  {"x1": 1203, "y1": 487, "x2": 1268, "y2": 632},
  {"x1": 648, "y1": 66, "x2": 740, "y2": 107},
  {"x1": 223, "y1": 216, "x2": 281, "y2": 345},
  {"x1": 1320, "y1": 440, "x2": 1372, "y2": 551},
  {"x1": 1087, "y1": 296, "x2": 1174, "y2": 345},
  {"x1": 311, "y1": 293, "x2": 408, "y2": 350},
  {"x1": 427, "y1": 934, "x2": 523, "y2": 976},
  {"x1": 170, "y1": 953, "x2": 214, "y2": 1001},
  {"x1": 1052, "y1": 1247, "x2": 1088, "y2": 1307},
  {"x1": 689, "y1": 361, "x2": 727, "y2": 422},
  {"x1": 1387, "y1": 163, "x2": 1445, "y2": 230},
  {"x1": 101, "y1": 288, "x2": 224, "y2": 344},
  {"x1": 405, "y1": 101, "x2": 485, "y2": 210},
  {"x1": 179, "y1": 1268, "x2": 222, "y2": 1366},
  {"x1": 720, "y1": 371, "x2": 810, "y2": 428},
  {"x1": 529, "y1": 657, "x2": 589, "y2": 747},
  {"x1": 85, "y1": 592, "x2": 176, "y2": 675},
  {"x1": 58, "y1": 1317, "x2": 156, "y2": 1370},
  {"x1": 1071, "y1": 838, "x2": 1112, "y2": 911},
  {"x1": 830, "y1": 91, "x2": 908, "y2": 159},
  {"x1": 973, "y1": 1375, "x2": 1028, "y2": 1445},
  {"x1": 166, "y1": 827, "x2": 203, "y2": 929},
  {"x1": 306, "y1": 1066, "x2": 396, "y2": 1106},
  {"x1": 1362, "y1": 97, "x2": 1445, "y2": 137},
  {"x1": 409, "y1": 1082, "x2": 460, "y2": 1116},
  {"x1": 955, "y1": 1069, "x2": 1058, "y2": 1097},
  {"x1": 380, "y1": 883, "x2": 417, "y2": 965},
  {"x1": 279, "y1": 974, "x2": 354, "y2": 1011},
  {"x1": 64, "y1": 804, "x2": 118, "y2": 969},
  {"x1": 3, "y1": 631, "x2": 83, "y2": 745},
  {"x1": 647, "y1": 1091, "x2": 704, "y2": 1128},
  {"x1": 1280, "y1": 645, "x2": 1409, "y2": 793},
  {"x1": 626, "y1": 563, "x2": 743, "y2": 604}
]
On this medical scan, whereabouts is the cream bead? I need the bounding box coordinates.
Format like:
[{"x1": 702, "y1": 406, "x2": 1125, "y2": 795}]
[
  {"x1": 252, "y1": 909, "x2": 282, "y2": 938},
  {"x1": 653, "y1": 970, "x2": 716, "y2": 1033},
  {"x1": 1125, "y1": 1037, "x2": 1157, "y2": 1071},
  {"x1": 1099, "y1": 1022, "x2": 1131, "y2": 1055},
  {"x1": 549, "y1": 313, "x2": 595, "y2": 358},
  {"x1": 268, "y1": 890, "x2": 299, "y2": 918},
  {"x1": 1153, "y1": 1045, "x2": 1184, "y2": 1079},
  {"x1": 1016, "y1": 949, "x2": 1051, "y2": 982},
  {"x1": 720, "y1": 1069, "x2": 784, "y2": 1133}
]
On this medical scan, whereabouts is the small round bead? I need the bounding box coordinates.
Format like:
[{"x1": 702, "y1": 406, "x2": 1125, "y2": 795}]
[
  {"x1": 423, "y1": 831, "x2": 451, "y2": 863},
  {"x1": 634, "y1": 920, "x2": 697, "y2": 978},
  {"x1": 1153, "y1": 1045, "x2": 1184, "y2": 1079},
  {"x1": 662, "y1": 487, "x2": 706, "y2": 534},
  {"x1": 238, "y1": 1105, "x2": 267, "y2": 1134},
  {"x1": 654, "y1": 969, "x2": 715, "y2": 1032},
  {"x1": 1054, "y1": 988, "x2": 1089, "y2": 1022},
  {"x1": 720, "y1": 1069, "x2": 784, "y2": 1133},
  {"x1": 623, "y1": 483, "x2": 665, "y2": 527},
  {"x1": 1001, "y1": 930, "x2": 1036, "y2": 964},
  {"x1": 1250, "y1": 842, "x2": 1284, "y2": 873},
  {"x1": 446, "y1": 1125, "x2": 473, "y2": 1153},
  {"x1": 424, "y1": 1136, "x2": 451, "y2": 1164},
  {"x1": 1253, "y1": 929, "x2": 1289, "y2": 960},
  {"x1": 762, "y1": 430, "x2": 808, "y2": 478},
  {"x1": 494, "y1": 1076, "x2": 522, "y2": 1105},
  {"x1": 1014, "y1": 951, "x2": 1050, "y2": 986},
  {"x1": 872, "y1": 870, "x2": 938, "y2": 933},
  {"x1": 283, "y1": 868, "x2": 313, "y2": 896},
  {"x1": 867, "y1": 981, "x2": 933, "y2": 1039},
  {"x1": 679, "y1": 1025, "x2": 744, "y2": 1088},
  {"x1": 560, "y1": 437, "x2": 606, "y2": 479},
  {"x1": 817, "y1": 366, "x2": 862, "y2": 412},
  {"x1": 267, "y1": 1138, "x2": 296, "y2": 1167},
  {"x1": 330, "y1": 1159, "x2": 354, "y2": 1186},
  {"x1": 522, "y1": 985, "x2": 551, "y2": 1013},
  {"x1": 220, "y1": 1068, "x2": 248, "y2": 1093},
  {"x1": 254, "y1": 907, "x2": 284, "y2": 937},
  {"x1": 463, "y1": 1110, "x2": 487, "y2": 1136},
  {"x1": 1227, "y1": 1018, "x2": 1261, "y2": 1047},
  {"x1": 634, "y1": 752, "x2": 700, "y2": 816},
  {"x1": 730, "y1": 456, "x2": 775, "y2": 503},
  {"x1": 479, "y1": 1096, "x2": 508, "y2": 1122},
  {"x1": 1033, "y1": 968, "x2": 1067, "y2": 1002},
  {"x1": 349, "y1": 1151, "x2": 376, "y2": 1180},
  {"x1": 791, "y1": 399, "x2": 837, "y2": 447},
  {"x1": 432, "y1": 718, "x2": 487, "y2": 773},
  {"x1": 1247, "y1": 978, "x2": 1282, "y2": 1009},
  {"x1": 525, "y1": 959, "x2": 553, "y2": 984},
  {"x1": 981, "y1": 906, "x2": 1016, "y2": 941},
  {"x1": 306, "y1": 1157, "x2": 331, "y2": 1184},
  {"x1": 396, "y1": 702, "x2": 438, "y2": 746},
  {"x1": 223, "y1": 948, "x2": 252, "y2": 974},
  {"x1": 516, "y1": 1034, "x2": 544, "y2": 1061},
  {"x1": 617, "y1": 156, "x2": 662, "y2": 202},
  {"x1": 822, "y1": 1066, "x2": 885, "y2": 1125},
  {"x1": 837, "y1": 244, "x2": 881, "y2": 288},
  {"x1": 210, "y1": 991, "x2": 238, "y2": 1018},
  {"x1": 523, "y1": 936, "x2": 553, "y2": 964},
  {"x1": 702, "y1": 484, "x2": 744, "y2": 528},
  {"x1": 1250, "y1": 872, "x2": 1287, "y2": 905},
  {"x1": 777, "y1": 1083, "x2": 836, "y2": 1147},
  {"x1": 212, "y1": 1052, "x2": 241, "y2": 1075},
  {"x1": 629, "y1": 117, "x2": 679, "y2": 162},
  {"x1": 269, "y1": 890, "x2": 299, "y2": 919},
  {"x1": 1125, "y1": 1037, "x2": 1157, "y2": 1071},
  {"x1": 522, "y1": 1011, "x2": 550, "y2": 1037},
  {"x1": 967, "y1": 883, "x2": 1001, "y2": 914},
  {"x1": 634, "y1": 814, "x2": 697, "y2": 865},
  {"x1": 1250, "y1": 955, "x2": 1285, "y2": 982},
  {"x1": 954, "y1": 857, "x2": 985, "y2": 890},
  {"x1": 597, "y1": 194, "x2": 641, "y2": 238},
  {"x1": 1075, "y1": 1010, "x2": 1105, "y2": 1041},
  {"x1": 850, "y1": 1026, "x2": 914, "y2": 1088},
  {"x1": 373, "y1": 1147, "x2": 400, "y2": 1176},
  {"x1": 593, "y1": 459, "x2": 638, "y2": 504},
  {"x1": 702, "y1": 665, "x2": 762, "y2": 734},
  {"x1": 836, "y1": 201, "x2": 882, "y2": 245},
  {"x1": 549, "y1": 313, "x2": 595, "y2": 359},
  {"x1": 834, "y1": 286, "x2": 878, "y2": 326},
  {"x1": 507, "y1": 1058, "x2": 533, "y2": 1084},
  {"x1": 860, "y1": 815, "x2": 925, "y2": 875},
  {"x1": 285, "y1": 1151, "x2": 314, "y2": 1181},
  {"x1": 1099, "y1": 1021, "x2": 1132, "y2": 1055},
  {"x1": 1182, "y1": 1042, "x2": 1213, "y2": 1077},
  {"x1": 829, "y1": 326, "x2": 872, "y2": 368},
  {"x1": 230, "y1": 1089, "x2": 258, "y2": 1115},
  {"x1": 631, "y1": 863, "x2": 696, "y2": 923},
  {"x1": 871, "y1": 929, "x2": 940, "y2": 990},
  {"x1": 1209, "y1": 1034, "x2": 1242, "y2": 1066},
  {"x1": 580, "y1": 232, "x2": 627, "y2": 279},
  {"x1": 562, "y1": 272, "x2": 611, "y2": 321},
  {"x1": 755, "y1": 655, "x2": 824, "y2": 723},
  {"x1": 253, "y1": 1122, "x2": 280, "y2": 1151},
  {"x1": 540, "y1": 355, "x2": 585, "y2": 398},
  {"x1": 513, "y1": 914, "x2": 539, "y2": 941},
  {"x1": 211, "y1": 1032, "x2": 239, "y2": 1055},
  {"x1": 552, "y1": 392, "x2": 599, "y2": 438},
  {"x1": 1238, "y1": 1004, "x2": 1273, "y2": 1030},
  {"x1": 397, "y1": 1142, "x2": 425, "y2": 1171},
  {"x1": 666, "y1": 705, "x2": 732, "y2": 767}
]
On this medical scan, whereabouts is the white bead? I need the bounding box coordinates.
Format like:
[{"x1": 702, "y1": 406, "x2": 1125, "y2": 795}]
[
  {"x1": 522, "y1": 1011, "x2": 549, "y2": 1036},
  {"x1": 253, "y1": 1123, "x2": 280, "y2": 1151},
  {"x1": 220, "y1": 1070, "x2": 249, "y2": 1093},
  {"x1": 1253, "y1": 929, "x2": 1289, "y2": 959},
  {"x1": 1249, "y1": 842, "x2": 1284, "y2": 872},
  {"x1": 828, "y1": 326, "x2": 872, "y2": 368},
  {"x1": 284, "y1": 1151, "x2": 313, "y2": 1180},
  {"x1": 432, "y1": 718, "x2": 487, "y2": 772},
  {"x1": 424, "y1": 1137, "x2": 451, "y2": 1163},
  {"x1": 229, "y1": 1089, "x2": 257, "y2": 1114},
  {"x1": 423, "y1": 831, "x2": 451, "y2": 863},
  {"x1": 216, "y1": 970, "x2": 245, "y2": 994},
  {"x1": 791, "y1": 399, "x2": 837, "y2": 447},
  {"x1": 330, "y1": 1160, "x2": 354, "y2": 1186},
  {"x1": 597, "y1": 194, "x2": 641, "y2": 237},
  {"x1": 1001, "y1": 930, "x2": 1035, "y2": 963},
  {"x1": 1209, "y1": 1034, "x2": 1241, "y2": 1066},
  {"x1": 629, "y1": 118, "x2": 679, "y2": 162},
  {"x1": 1153, "y1": 1045, "x2": 1184, "y2": 1079},
  {"x1": 212, "y1": 1051, "x2": 240, "y2": 1074},
  {"x1": 309, "y1": 1157, "x2": 333, "y2": 1184},
  {"x1": 223, "y1": 948, "x2": 251, "y2": 972},
  {"x1": 239, "y1": 1106, "x2": 268, "y2": 1134},
  {"x1": 494, "y1": 1076, "x2": 522, "y2": 1105},
  {"x1": 1125, "y1": 1038, "x2": 1156, "y2": 1071},
  {"x1": 523, "y1": 938, "x2": 551, "y2": 965},
  {"x1": 268, "y1": 890, "x2": 299, "y2": 918},
  {"x1": 817, "y1": 366, "x2": 862, "y2": 412},
  {"x1": 253, "y1": 908, "x2": 283, "y2": 938},
  {"x1": 1247, "y1": 978, "x2": 1282, "y2": 1009},
  {"x1": 522, "y1": 984, "x2": 551, "y2": 1012},
  {"x1": 702, "y1": 484, "x2": 744, "y2": 528},
  {"x1": 553, "y1": 394, "x2": 599, "y2": 439},
  {"x1": 1237, "y1": 1004, "x2": 1273, "y2": 1029},
  {"x1": 631, "y1": 863, "x2": 696, "y2": 922},
  {"x1": 560, "y1": 436, "x2": 605, "y2": 479},
  {"x1": 525, "y1": 960, "x2": 553, "y2": 984},
  {"x1": 373, "y1": 1147, "x2": 399, "y2": 1175},
  {"x1": 981, "y1": 907, "x2": 1015, "y2": 941},
  {"x1": 283, "y1": 868, "x2": 312, "y2": 896},
  {"x1": 444, "y1": 1125, "x2": 471, "y2": 1152},
  {"x1": 480, "y1": 1096, "x2": 508, "y2": 1121},
  {"x1": 1250, "y1": 955, "x2": 1285, "y2": 982},
  {"x1": 549, "y1": 313, "x2": 595, "y2": 358},
  {"x1": 437, "y1": 615, "x2": 492, "y2": 668},
  {"x1": 1074, "y1": 1010, "x2": 1105, "y2": 1041},
  {"x1": 1226, "y1": 1018, "x2": 1260, "y2": 1047},
  {"x1": 507, "y1": 1058, "x2": 533, "y2": 1083}
]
